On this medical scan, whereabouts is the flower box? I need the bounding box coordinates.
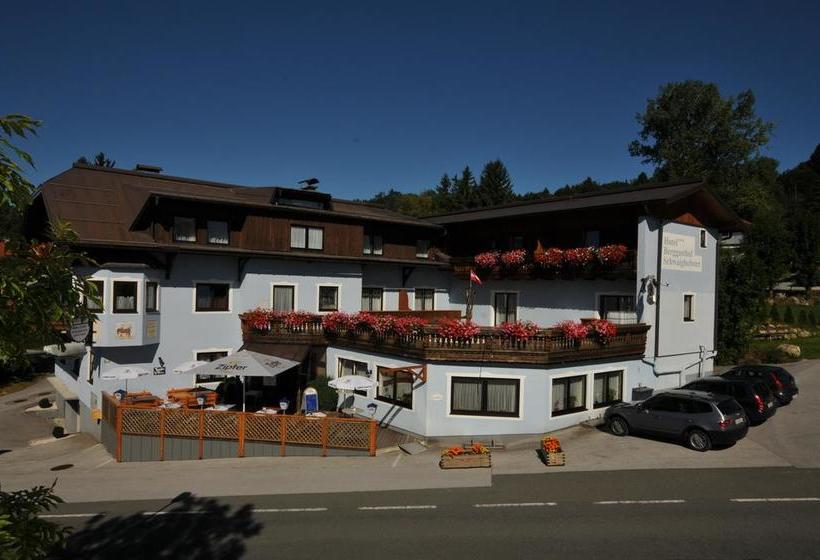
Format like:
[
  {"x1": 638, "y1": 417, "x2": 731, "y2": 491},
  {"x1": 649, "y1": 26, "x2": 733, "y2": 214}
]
[{"x1": 439, "y1": 452, "x2": 492, "y2": 469}]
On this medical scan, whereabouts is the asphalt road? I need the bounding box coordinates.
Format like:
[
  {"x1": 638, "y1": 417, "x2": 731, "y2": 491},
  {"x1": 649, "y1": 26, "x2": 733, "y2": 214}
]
[{"x1": 48, "y1": 467, "x2": 820, "y2": 559}]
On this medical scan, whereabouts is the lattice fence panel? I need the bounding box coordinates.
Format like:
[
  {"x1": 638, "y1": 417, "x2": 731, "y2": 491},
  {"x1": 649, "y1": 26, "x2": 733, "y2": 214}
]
[
  {"x1": 284, "y1": 417, "x2": 323, "y2": 445},
  {"x1": 120, "y1": 408, "x2": 160, "y2": 436},
  {"x1": 327, "y1": 421, "x2": 370, "y2": 449},
  {"x1": 204, "y1": 412, "x2": 239, "y2": 440},
  {"x1": 164, "y1": 409, "x2": 200, "y2": 438},
  {"x1": 244, "y1": 414, "x2": 281, "y2": 442}
]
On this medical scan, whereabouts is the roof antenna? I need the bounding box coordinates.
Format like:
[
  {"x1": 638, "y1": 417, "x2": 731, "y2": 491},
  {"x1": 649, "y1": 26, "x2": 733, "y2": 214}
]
[{"x1": 298, "y1": 178, "x2": 320, "y2": 191}]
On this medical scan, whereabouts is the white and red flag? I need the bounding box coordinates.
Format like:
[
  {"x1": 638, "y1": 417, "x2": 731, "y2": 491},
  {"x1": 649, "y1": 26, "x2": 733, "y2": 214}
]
[{"x1": 469, "y1": 269, "x2": 482, "y2": 285}]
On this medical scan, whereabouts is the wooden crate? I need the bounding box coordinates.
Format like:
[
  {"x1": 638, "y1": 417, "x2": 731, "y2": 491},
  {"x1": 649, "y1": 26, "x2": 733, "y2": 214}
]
[{"x1": 439, "y1": 453, "x2": 491, "y2": 469}]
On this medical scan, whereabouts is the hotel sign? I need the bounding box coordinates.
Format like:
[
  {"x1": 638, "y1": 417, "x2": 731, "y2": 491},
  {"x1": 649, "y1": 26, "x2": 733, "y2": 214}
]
[{"x1": 662, "y1": 232, "x2": 702, "y2": 272}]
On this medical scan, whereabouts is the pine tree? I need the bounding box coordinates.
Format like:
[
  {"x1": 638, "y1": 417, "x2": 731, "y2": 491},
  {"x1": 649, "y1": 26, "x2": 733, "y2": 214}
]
[
  {"x1": 451, "y1": 166, "x2": 479, "y2": 210},
  {"x1": 433, "y1": 174, "x2": 454, "y2": 213},
  {"x1": 477, "y1": 160, "x2": 515, "y2": 206}
]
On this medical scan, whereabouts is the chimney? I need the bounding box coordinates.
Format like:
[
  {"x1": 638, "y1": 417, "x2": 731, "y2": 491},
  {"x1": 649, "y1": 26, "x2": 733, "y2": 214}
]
[{"x1": 135, "y1": 164, "x2": 163, "y2": 173}]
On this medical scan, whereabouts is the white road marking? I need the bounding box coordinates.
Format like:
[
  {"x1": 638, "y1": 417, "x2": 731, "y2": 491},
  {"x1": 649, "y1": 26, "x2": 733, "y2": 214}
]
[
  {"x1": 594, "y1": 500, "x2": 686, "y2": 505},
  {"x1": 39, "y1": 513, "x2": 102, "y2": 519},
  {"x1": 473, "y1": 502, "x2": 557, "y2": 508},
  {"x1": 358, "y1": 505, "x2": 437, "y2": 511},
  {"x1": 731, "y1": 497, "x2": 820, "y2": 503},
  {"x1": 142, "y1": 510, "x2": 208, "y2": 516},
  {"x1": 252, "y1": 507, "x2": 329, "y2": 513},
  {"x1": 391, "y1": 452, "x2": 403, "y2": 468},
  {"x1": 93, "y1": 458, "x2": 114, "y2": 469}
]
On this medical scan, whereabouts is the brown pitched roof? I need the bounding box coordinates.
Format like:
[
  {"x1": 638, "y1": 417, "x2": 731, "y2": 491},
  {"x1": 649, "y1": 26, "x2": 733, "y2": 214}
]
[{"x1": 36, "y1": 164, "x2": 441, "y2": 247}]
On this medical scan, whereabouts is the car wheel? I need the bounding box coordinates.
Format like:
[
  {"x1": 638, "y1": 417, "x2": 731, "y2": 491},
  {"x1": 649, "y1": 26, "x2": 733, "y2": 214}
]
[
  {"x1": 686, "y1": 428, "x2": 711, "y2": 452},
  {"x1": 609, "y1": 416, "x2": 629, "y2": 437}
]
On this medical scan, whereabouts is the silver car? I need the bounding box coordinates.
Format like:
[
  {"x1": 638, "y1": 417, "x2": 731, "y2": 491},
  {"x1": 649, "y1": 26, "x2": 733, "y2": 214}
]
[{"x1": 604, "y1": 389, "x2": 749, "y2": 451}]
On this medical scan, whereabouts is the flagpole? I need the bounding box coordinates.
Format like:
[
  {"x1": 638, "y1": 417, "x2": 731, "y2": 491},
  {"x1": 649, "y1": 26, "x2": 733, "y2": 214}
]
[{"x1": 466, "y1": 271, "x2": 474, "y2": 322}]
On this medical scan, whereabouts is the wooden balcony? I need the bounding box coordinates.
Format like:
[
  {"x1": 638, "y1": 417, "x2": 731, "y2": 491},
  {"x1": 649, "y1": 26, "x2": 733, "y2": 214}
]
[{"x1": 241, "y1": 315, "x2": 650, "y2": 366}]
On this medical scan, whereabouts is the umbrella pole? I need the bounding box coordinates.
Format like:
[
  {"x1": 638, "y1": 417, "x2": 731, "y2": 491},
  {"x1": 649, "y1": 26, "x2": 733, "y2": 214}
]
[{"x1": 242, "y1": 375, "x2": 246, "y2": 412}]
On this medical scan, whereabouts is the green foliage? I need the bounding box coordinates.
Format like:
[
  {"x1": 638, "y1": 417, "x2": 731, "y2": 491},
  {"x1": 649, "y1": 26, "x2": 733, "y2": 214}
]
[
  {"x1": 0, "y1": 482, "x2": 69, "y2": 559},
  {"x1": 476, "y1": 160, "x2": 516, "y2": 207},
  {"x1": 74, "y1": 152, "x2": 116, "y2": 168},
  {"x1": 810, "y1": 312, "x2": 818, "y2": 329},
  {"x1": 717, "y1": 249, "x2": 767, "y2": 364},
  {"x1": 778, "y1": 145, "x2": 820, "y2": 292},
  {"x1": 0, "y1": 115, "x2": 98, "y2": 368},
  {"x1": 798, "y1": 309, "x2": 809, "y2": 325},
  {"x1": 783, "y1": 306, "x2": 795, "y2": 324},
  {"x1": 368, "y1": 188, "x2": 438, "y2": 218},
  {"x1": 307, "y1": 377, "x2": 339, "y2": 411},
  {"x1": 769, "y1": 305, "x2": 781, "y2": 323}
]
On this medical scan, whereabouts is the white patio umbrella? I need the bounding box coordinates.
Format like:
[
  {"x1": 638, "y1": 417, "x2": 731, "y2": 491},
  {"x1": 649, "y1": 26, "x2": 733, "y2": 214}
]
[
  {"x1": 172, "y1": 360, "x2": 207, "y2": 374},
  {"x1": 328, "y1": 375, "x2": 375, "y2": 391},
  {"x1": 186, "y1": 350, "x2": 300, "y2": 411},
  {"x1": 100, "y1": 365, "x2": 150, "y2": 393}
]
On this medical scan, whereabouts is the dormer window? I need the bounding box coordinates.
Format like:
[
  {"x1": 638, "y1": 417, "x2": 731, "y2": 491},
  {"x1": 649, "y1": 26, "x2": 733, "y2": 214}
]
[
  {"x1": 364, "y1": 234, "x2": 383, "y2": 255},
  {"x1": 416, "y1": 240, "x2": 430, "y2": 259},
  {"x1": 207, "y1": 220, "x2": 229, "y2": 245},
  {"x1": 174, "y1": 217, "x2": 196, "y2": 242}
]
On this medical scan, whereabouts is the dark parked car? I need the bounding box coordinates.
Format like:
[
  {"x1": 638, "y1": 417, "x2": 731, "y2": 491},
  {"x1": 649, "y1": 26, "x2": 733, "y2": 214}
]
[
  {"x1": 721, "y1": 365, "x2": 799, "y2": 405},
  {"x1": 604, "y1": 390, "x2": 749, "y2": 451},
  {"x1": 683, "y1": 376, "x2": 777, "y2": 425}
]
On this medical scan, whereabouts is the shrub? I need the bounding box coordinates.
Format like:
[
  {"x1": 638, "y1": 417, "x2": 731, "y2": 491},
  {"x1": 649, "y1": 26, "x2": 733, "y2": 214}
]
[
  {"x1": 811, "y1": 312, "x2": 818, "y2": 328},
  {"x1": 474, "y1": 251, "x2": 500, "y2": 269},
  {"x1": 556, "y1": 320, "x2": 589, "y2": 341},
  {"x1": 51, "y1": 426, "x2": 64, "y2": 439},
  {"x1": 798, "y1": 309, "x2": 809, "y2": 325},
  {"x1": 436, "y1": 319, "x2": 480, "y2": 340},
  {"x1": 498, "y1": 321, "x2": 540, "y2": 341},
  {"x1": 783, "y1": 306, "x2": 795, "y2": 324},
  {"x1": 769, "y1": 305, "x2": 781, "y2": 323},
  {"x1": 307, "y1": 377, "x2": 340, "y2": 411},
  {"x1": 37, "y1": 398, "x2": 50, "y2": 409},
  {"x1": 0, "y1": 482, "x2": 69, "y2": 559}
]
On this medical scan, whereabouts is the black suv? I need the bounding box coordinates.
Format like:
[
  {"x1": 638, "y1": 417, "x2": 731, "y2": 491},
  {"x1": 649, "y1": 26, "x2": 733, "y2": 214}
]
[
  {"x1": 721, "y1": 365, "x2": 798, "y2": 405},
  {"x1": 604, "y1": 390, "x2": 748, "y2": 451},
  {"x1": 683, "y1": 376, "x2": 777, "y2": 425}
]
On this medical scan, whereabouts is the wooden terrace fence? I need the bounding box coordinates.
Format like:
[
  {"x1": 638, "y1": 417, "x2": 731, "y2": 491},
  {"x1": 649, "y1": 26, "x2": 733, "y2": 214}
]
[{"x1": 101, "y1": 393, "x2": 377, "y2": 462}]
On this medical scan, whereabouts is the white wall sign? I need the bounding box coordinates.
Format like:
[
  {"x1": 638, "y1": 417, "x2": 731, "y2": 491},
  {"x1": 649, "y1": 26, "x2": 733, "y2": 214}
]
[{"x1": 662, "y1": 232, "x2": 702, "y2": 272}]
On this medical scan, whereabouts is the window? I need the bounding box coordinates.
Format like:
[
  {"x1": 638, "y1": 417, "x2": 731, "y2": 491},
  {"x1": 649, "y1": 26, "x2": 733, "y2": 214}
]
[
  {"x1": 511, "y1": 235, "x2": 524, "y2": 249},
  {"x1": 593, "y1": 371, "x2": 623, "y2": 408},
  {"x1": 195, "y1": 350, "x2": 229, "y2": 384},
  {"x1": 377, "y1": 366, "x2": 414, "y2": 408},
  {"x1": 451, "y1": 377, "x2": 520, "y2": 417},
  {"x1": 683, "y1": 294, "x2": 695, "y2": 322},
  {"x1": 339, "y1": 358, "x2": 370, "y2": 396},
  {"x1": 414, "y1": 288, "x2": 435, "y2": 311},
  {"x1": 290, "y1": 225, "x2": 323, "y2": 250},
  {"x1": 598, "y1": 295, "x2": 636, "y2": 324},
  {"x1": 272, "y1": 285, "x2": 295, "y2": 312},
  {"x1": 361, "y1": 287, "x2": 383, "y2": 311},
  {"x1": 552, "y1": 375, "x2": 586, "y2": 416},
  {"x1": 318, "y1": 286, "x2": 339, "y2": 312},
  {"x1": 363, "y1": 234, "x2": 383, "y2": 255},
  {"x1": 585, "y1": 230, "x2": 601, "y2": 247},
  {"x1": 643, "y1": 395, "x2": 681, "y2": 413},
  {"x1": 195, "y1": 283, "x2": 230, "y2": 312},
  {"x1": 86, "y1": 280, "x2": 105, "y2": 312},
  {"x1": 112, "y1": 281, "x2": 138, "y2": 313},
  {"x1": 207, "y1": 220, "x2": 229, "y2": 245},
  {"x1": 174, "y1": 217, "x2": 196, "y2": 242},
  {"x1": 416, "y1": 240, "x2": 430, "y2": 259},
  {"x1": 145, "y1": 282, "x2": 159, "y2": 312},
  {"x1": 493, "y1": 292, "x2": 518, "y2": 325},
  {"x1": 700, "y1": 229, "x2": 707, "y2": 248}
]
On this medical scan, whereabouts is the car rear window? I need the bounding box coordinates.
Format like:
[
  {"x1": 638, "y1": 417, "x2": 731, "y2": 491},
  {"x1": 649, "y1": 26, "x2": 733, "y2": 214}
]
[
  {"x1": 753, "y1": 382, "x2": 772, "y2": 398},
  {"x1": 773, "y1": 369, "x2": 794, "y2": 384},
  {"x1": 717, "y1": 399, "x2": 742, "y2": 415}
]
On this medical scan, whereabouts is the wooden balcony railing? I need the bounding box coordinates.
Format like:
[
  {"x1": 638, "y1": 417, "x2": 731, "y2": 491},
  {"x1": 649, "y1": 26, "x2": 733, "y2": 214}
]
[
  {"x1": 241, "y1": 315, "x2": 649, "y2": 366},
  {"x1": 451, "y1": 249, "x2": 637, "y2": 281}
]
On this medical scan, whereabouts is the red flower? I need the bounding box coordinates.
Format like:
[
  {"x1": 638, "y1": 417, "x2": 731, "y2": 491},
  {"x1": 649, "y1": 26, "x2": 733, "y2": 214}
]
[
  {"x1": 321, "y1": 311, "x2": 356, "y2": 333},
  {"x1": 393, "y1": 316, "x2": 428, "y2": 337},
  {"x1": 556, "y1": 320, "x2": 589, "y2": 341},
  {"x1": 245, "y1": 307, "x2": 277, "y2": 332},
  {"x1": 281, "y1": 311, "x2": 319, "y2": 330},
  {"x1": 597, "y1": 244, "x2": 628, "y2": 266},
  {"x1": 534, "y1": 247, "x2": 564, "y2": 270},
  {"x1": 564, "y1": 247, "x2": 594, "y2": 268},
  {"x1": 436, "y1": 319, "x2": 481, "y2": 341},
  {"x1": 588, "y1": 319, "x2": 617, "y2": 343},
  {"x1": 500, "y1": 249, "x2": 527, "y2": 268},
  {"x1": 474, "y1": 251, "x2": 500, "y2": 269},
  {"x1": 498, "y1": 321, "x2": 540, "y2": 341}
]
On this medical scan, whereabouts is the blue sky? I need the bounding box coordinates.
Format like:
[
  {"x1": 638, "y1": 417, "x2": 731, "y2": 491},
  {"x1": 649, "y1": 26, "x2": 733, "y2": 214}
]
[{"x1": 3, "y1": 1, "x2": 818, "y2": 199}]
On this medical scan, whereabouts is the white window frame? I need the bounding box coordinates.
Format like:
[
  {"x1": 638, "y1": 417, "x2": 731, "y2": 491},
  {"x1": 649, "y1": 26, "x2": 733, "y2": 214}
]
[
  {"x1": 192, "y1": 281, "x2": 233, "y2": 314},
  {"x1": 700, "y1": 229, "x2": 708, "y2": 248},
  {"x1": 336, "y1": 356, "x2": 373, "y2": 398},
  {"x1": 290, "y1": 225, "x2": 324, "y2": 251},
  {"x1": 594, "y1": 291, "x2": 637, "y2": 323},
  {"x1": 445, "y1": 371, "x2": 524, "y2": 421},
  {"x1": 316, "y1": 283, "x2": 342, "y2": 313},
  {"x1": 363, "y1": 233, "x2": 383, "y2": 256},
  {"x1": 111, "y1": 277, "x2": 141, "y2": 315},
  {"x1": 86, "y1": 276, "x2": 107, "y2": 315},
  {"x1": 548, "y1": 367, "x2": 630, "y2": 419},
  {"x1": 491, "y1": 290, "x2": 520, "y2": 326},
  {"x1": 174, "y1": 216, "x2": 197, "y2": 243},
  {"x1": 193, "y1": 348, "x2": 233, "y2": 387},
  {"x1": 413, "y1": 287, "x2": 436, "y2": 311},
  {"x1": 206, "y1": 220, "x2": 230, "y2": 245},
  {"x1": 683, "y1": 292, "x2": 696, "y2": 323},
  {"x1": 271, "y1": 282, "x2": 298, "y2": 312},
  {"x1": 361, "y1": 286, "x2": 384, "y2": 312},
  {"x1": 145, "y1": 280, "x2": 160, "y2": 313},
  {"x1": 375, "y1": 362, "x2": 416, "y2": 411}
]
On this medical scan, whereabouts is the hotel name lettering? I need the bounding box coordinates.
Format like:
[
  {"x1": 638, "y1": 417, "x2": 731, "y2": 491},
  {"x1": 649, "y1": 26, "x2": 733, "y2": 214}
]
[{"x1": 662, "y1": 232, "x2": 702, "y2": 272}]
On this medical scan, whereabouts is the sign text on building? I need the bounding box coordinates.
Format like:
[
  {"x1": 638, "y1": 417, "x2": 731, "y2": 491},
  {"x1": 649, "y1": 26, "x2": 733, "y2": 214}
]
[{"x1": 662, "y1": 232, "x2": 702, "y2": 272}]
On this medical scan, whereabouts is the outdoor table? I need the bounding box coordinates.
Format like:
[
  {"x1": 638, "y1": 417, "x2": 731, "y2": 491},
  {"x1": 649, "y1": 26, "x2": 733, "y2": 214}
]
[
  {"x1": 208, "y1": 404, "x2": 235, "y2": 411},
  {"x1": 258, "y1": 407, "x2": 281, "y2": 415},
  {"x1": 160, "y1": 402, "x2": 182, "y2": 409}
]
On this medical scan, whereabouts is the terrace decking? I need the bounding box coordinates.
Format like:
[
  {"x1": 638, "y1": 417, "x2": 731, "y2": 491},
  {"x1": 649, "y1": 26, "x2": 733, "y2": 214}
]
[{"x1": 241, "y1": 316, "x2": 650, "y2": 366}]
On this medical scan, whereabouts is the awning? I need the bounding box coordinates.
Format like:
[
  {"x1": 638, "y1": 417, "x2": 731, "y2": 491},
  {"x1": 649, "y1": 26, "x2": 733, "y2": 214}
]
[
  {"x1": 187, "y1": 350, "x2": 300, "y2": 378},
  {"x1": 47, "y1": 376, "x2": 78, "y2": 401}
]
